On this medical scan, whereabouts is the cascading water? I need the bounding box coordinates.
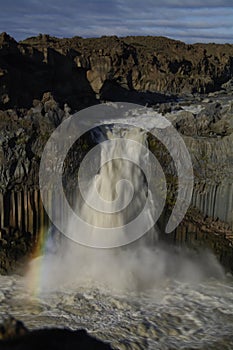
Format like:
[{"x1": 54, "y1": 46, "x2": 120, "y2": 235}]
[
  {"x1": 69, "y1": 126, "x2": 157, "y2": 246},
  {"x1": 34, "y1": 125, "x2": 162, "y2": 290}
]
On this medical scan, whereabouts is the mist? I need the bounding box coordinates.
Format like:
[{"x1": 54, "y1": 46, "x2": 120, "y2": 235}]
[{"x1": 27, "y1": 233, "x2": 224, "y2": 296}]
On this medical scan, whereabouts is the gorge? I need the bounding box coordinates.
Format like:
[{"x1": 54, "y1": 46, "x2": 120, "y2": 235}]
[{"x1": 0, "y1": 32, "x2": 233, "y2": 349}]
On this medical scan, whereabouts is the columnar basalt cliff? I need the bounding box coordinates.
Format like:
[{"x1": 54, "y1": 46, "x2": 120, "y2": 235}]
[
  {"x1": 150, "y1": 96, "x2": 233, "y2": 270},
  {"x1": 0, "y1": 32, "x2": 233, "y2": 272}
]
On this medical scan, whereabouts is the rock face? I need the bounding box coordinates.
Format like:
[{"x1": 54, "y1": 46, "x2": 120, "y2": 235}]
[
  {"x1": 150, "y1": 96, "x2": 233, "y2": 270},
  {"x1": 169, "y1": 101, "x2": 233, "y2": 228},
  {"x1": 187, "y1": 134, "x2": 233, "y2": 227},
  {"x1": 0, "y1": 33, "x2": 97, "y2": 110},
  {"x1": 0, "y1": 317, "x2": 27, "y2": 340},
  {"x1": 149, "y1": 95, "x2": 233, "y2": 228},
  {"x1": 0, "y1": 92, "x2": 94, "y2": 272},
  {"x1": 1, "y1": 32, "x2": 233, "y2": 110},
  {"x1": 159, "y1": 208, "x2": 233, "y2": 271}
]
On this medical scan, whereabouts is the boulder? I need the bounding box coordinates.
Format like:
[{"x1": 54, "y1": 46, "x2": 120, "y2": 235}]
[{"x1": 0, "y1": 317, "x2": 112, "y2": 350}]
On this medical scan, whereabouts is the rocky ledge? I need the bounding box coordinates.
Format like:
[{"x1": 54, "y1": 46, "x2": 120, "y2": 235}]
[{"x1": 1, "y1": 32, "x2": 233, "y2": 110}]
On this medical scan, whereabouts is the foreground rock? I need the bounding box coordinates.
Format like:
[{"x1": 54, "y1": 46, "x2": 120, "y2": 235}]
[{"x1": 0, "y1": 317, "x2": 112, "y2": 350}]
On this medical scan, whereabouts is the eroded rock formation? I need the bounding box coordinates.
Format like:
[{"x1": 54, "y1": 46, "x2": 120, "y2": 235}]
[{"x1": 1, "y1": 32, "x2": 233, "y2": 110}]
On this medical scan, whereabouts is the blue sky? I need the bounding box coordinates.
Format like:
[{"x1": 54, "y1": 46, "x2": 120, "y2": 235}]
[{"x1": 1, "y1": 0, "x2": 233, "y2": 43}]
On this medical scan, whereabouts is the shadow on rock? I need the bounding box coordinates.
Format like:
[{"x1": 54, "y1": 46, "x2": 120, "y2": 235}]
[{"x1": 0, "y1": 317, "x2": 112, "y2": 350}]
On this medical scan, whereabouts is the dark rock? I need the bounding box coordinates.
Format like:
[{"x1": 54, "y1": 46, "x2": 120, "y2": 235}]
[
  {"x1": 0, "y1": 317, "x2": 28, "y2": 340},
  {"x1": 159, "y1": 207, "x2": 233, "y2": 273},
  {"x1": 0, "y1": 317, "x2": 112, "y2": 350},
  {"x1": 1, "y1": 33, "x2": 233, "y2": 109},
  {"x1": 158, "y1": 103, "x2": 172, "y2": 115},
  {"x1": 0, "y1": 33, "x2": 17, "y2": 46},
  {"x1": 174, "y1": 110, "x2": 197, "y2": 136},
  {"x1": 197, "y1": 102, "x2": 222, "y2": 122}
]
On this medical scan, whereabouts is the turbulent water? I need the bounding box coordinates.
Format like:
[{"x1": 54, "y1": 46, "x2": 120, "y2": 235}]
[
  {"x1": 1, "y1": 107, "x2": 233, "y2": 349},
  {"x1": 1, "y1": 271, "x2": 233, "y2": 349}
]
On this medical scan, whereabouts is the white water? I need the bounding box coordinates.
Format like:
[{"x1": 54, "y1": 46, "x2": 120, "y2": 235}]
[
  {"x1": 2, "y1": 272, "x2": 233, "y2": 349},
  {"x1": 69, "y1": 126, "x2": 156, "y2": 245}
]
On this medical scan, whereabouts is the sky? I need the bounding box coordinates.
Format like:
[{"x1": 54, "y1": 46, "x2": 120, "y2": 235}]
[{"x1": 0, "y1": 0, "x2": 233, "y2": 43}]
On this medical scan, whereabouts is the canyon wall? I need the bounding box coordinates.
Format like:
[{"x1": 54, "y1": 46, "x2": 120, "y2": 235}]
[{"x1": 0, "y1": 32, "x2": 233, "y2": 271}]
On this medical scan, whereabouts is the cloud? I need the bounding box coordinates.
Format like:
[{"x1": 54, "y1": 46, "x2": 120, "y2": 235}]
[
  {"x1": 0, "y1": 0, "x2": 233, "y2": 43},
  {"x1": 117, "y1": 0, "x2": 233, "y2": 8}
]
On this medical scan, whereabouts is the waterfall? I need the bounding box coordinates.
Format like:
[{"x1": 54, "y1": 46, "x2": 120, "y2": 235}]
[
  {"x1": 69, "y1": 125, "x2": 157, "y2": 248},
  {"x1": 32, "y1": 105, "x2": 223, "y2": 292},
  {"x1": 33, "y1": 124, "x2": 165, "y2": 291}
]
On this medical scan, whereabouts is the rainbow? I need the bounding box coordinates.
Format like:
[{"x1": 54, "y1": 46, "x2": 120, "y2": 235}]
[{"x1": 26, "y1": 225, "x2": 49, "y2": 296}]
